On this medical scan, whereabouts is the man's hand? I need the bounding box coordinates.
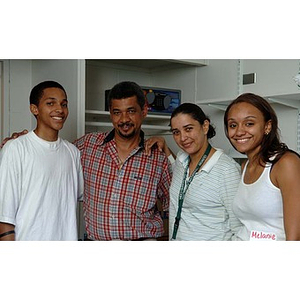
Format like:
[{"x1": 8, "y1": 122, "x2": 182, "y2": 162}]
[
  {"x1": 144, "y1": 136, "x2": 174, "y2": 158},
  {"x1": 1, "y1": 129, "x2": 28, "y2": 148}
]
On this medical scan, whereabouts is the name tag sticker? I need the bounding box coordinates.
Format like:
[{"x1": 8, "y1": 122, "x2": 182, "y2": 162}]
[{"x1": 250, "y1": 230, "x2": 277, "y2": 241}]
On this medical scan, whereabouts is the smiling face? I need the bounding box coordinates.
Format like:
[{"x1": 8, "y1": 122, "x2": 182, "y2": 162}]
[
  {"x1": 171, "y1": 112, "x2": 209, "y2": 160},
  {"x1": 109, "y1": 96, "x2": 147, "y2": 140},
  {"x1": 226, "y1": 102, "x2": 271, "y2": 158},
  {"x1": 30, "y1": 87, "x2": 68, "y2": 141}
]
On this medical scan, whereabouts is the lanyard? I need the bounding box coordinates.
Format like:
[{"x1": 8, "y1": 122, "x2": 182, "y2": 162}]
[{"x1": 171, "y1": 143, "x2": 212, "y2": 240}]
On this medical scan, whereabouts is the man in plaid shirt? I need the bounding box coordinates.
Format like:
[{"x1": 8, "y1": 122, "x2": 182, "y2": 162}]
[{"x1": 74, "y1": 81, "x2": 172, "y2": 240}]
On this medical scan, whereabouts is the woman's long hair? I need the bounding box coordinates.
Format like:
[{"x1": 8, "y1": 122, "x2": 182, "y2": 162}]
[{"x1": 224, "y1": 93, "x2": 297, "y2": 165}]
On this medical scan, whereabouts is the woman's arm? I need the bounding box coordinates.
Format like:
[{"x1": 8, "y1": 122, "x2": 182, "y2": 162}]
[{"x1": 272, "y1": 152, "x2": 300, "y2": 240}]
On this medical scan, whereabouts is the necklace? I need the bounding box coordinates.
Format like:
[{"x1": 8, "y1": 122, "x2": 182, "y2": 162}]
[{"x1": 171, "y1": 143, "x2": 212, "y2": 240}]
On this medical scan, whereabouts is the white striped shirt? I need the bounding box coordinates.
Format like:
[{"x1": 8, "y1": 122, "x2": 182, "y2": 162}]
[{"x1": 169, "y1": 149, "x2": 242, "y2": 241}]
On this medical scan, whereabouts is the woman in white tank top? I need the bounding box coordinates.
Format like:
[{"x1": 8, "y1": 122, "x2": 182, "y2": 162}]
[{"x1": 224, "y1": 93, "x2": 300, "y2": 241}]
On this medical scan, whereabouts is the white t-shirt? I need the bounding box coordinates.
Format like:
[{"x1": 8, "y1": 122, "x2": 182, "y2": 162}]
[{"x1": 0, "y1": 131, "x2": 84, "y2": 241}]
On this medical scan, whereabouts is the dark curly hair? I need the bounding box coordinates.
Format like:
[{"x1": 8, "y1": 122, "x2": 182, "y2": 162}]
[{"x1": 107, "y1": 81, "x2": 145, "y2": 110}]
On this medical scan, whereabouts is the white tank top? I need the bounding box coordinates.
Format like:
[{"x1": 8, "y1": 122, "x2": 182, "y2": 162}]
[{"x1": 232, "y1": 160, "x2": 285, "y2": 241}]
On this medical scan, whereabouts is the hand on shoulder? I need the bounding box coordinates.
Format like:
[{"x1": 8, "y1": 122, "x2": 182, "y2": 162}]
[
  {"x1": 1, "y1": 130, "x2": 28, "y2": 149},
  {"x1": 144, "y1": 136, "x2": 167, "y2": 156}
]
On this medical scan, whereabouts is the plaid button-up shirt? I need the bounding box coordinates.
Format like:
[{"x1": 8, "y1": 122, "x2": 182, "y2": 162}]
[{"x1": 74, "y1": 130, "x2": 172, "y2": 240}]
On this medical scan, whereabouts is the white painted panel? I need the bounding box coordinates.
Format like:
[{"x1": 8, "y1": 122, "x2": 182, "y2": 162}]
[
  {"x1": 7, "y1": 60, "x2": 33, "y2": 134},
  {"x1": 196, "y1": 59, "x2": 240, "y2": 102},
  {"x1": 242, "y1": 59, "x2": 300, "y2": 96},
  {"x1": 272, "y1": 103, "x2": 298, "y2": 151},
  {"x1": 152, "y1": 67, "x2": 196, "y2": 104},
  {"x1": 31, "y1": 59, "x2": 84, "y2": 142},
  {"x1": 86, "y1": 61, "x2": 153, "y2": 111}
]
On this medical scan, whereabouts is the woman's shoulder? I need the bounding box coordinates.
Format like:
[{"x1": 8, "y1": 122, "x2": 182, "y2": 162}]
[
  {"x1": 275, "y1": 150, "x2": 300, "y2": 165},
  {"x1": 272, "y1": 150, "x2": 300, "y2": 175},
  {"x1": 216, "y1": 150, "x2": 239, "y2": 165},
  {"x1": 213, "y1": 150, "x2": 241, "y2": 173},
  {"x1": 269, "y1": 150, "x2": 300, "y2": 190}
]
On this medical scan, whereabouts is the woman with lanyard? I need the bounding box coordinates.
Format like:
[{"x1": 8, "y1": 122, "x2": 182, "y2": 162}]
[{"x1": 146, "y1": 103, "x2": 242, "y2": 240}]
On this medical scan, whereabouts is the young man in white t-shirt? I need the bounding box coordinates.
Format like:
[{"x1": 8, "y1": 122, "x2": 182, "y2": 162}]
[{"x1": 0, "y1": 81, "x2": 84, "y2": 241}]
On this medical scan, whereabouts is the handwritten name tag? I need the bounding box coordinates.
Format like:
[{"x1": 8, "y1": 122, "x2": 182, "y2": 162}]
[{"x1": 250, "y1": 230, "x2": 277, "y2": 241}]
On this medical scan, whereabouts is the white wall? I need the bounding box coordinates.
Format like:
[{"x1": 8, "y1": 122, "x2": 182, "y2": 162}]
[
  {"x1": 4, "y1": 60, "x2": 33, "y2": 136},
  {"x1": 196, "y1": 59, "x2": 240, "y2": 102},
  {"x1": 86, "y1": 61, "x2": 154, "y2": 111},
  {"x1": 242, "y1": 59, "x2": 300, "y2": 96},
  {"x1": 1, "y1": 59, "x2": 85, "y2": 142},
  {"x1": 32, "y1": 59, "x2": 85, "y2": 142},
  {"x1": 4, "y1": 59, "x2": 300, "y2": 154},
  {"x1": 152, "y1": 66, "x2": 197, "y2": 103},
  {"x1": 195, "y1": 59, "x2": 300, "y2": 154},
  {"x1": 273, "y1": 103, "x2": 298, "y2": 150}
]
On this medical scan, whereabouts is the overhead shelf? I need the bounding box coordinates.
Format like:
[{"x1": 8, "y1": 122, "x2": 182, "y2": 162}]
[
  {"x1": 196, "y1": 93, "x2": 300, "y2": 111},
  {"x1": 86, "y1": 59, "x2": 208, "y2": 72},
  {"x1": 85, "y1": 121, "x2": 170, "y2": 131},
  {"x1": 85, "y1": 110, "x2": 171, "y2": 121},
  {"x1": 85, "y1": 110, "x2": 171, "y2": 133}
]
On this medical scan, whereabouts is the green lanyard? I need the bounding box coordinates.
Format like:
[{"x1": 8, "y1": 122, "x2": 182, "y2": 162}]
[{"x1": 171, "y1": 143, "x2": 212, "y2": 240}]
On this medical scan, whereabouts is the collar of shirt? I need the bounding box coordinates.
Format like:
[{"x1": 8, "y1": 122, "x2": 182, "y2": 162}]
[
  {"x1": 177, "y1": 148, "x2": 224, "y2": 174},
  {"x1": 102, "y1": 129, "x2": 145, "y2": 149}
]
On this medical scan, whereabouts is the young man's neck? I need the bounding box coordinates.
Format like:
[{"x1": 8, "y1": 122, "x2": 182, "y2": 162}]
[{"x1": 34, "y1": 128, "x2": 59, "y2": 142}]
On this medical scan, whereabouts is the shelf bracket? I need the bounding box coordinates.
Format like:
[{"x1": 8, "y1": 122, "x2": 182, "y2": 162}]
[
  {"x1": 207, "y1": 103, "x2": 228, "y2": 111},
  {"x1": 268, "y1": 98, "x2": 300, "y2": 110}
]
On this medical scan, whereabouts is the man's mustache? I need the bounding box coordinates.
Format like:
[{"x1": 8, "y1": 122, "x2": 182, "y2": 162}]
[{"x1": 118, "y1": 122, "x2": 134, "y2": 127}]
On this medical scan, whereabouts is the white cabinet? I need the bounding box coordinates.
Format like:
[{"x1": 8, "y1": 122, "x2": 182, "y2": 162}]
[{"x1": 84, "y1": 59, "x2": 207, "y2": 151}]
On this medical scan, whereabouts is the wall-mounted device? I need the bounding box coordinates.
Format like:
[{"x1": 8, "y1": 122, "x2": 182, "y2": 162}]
[
  {"x1": 105, "y1": 86, "x2": 181, "y2": 115},
  {"x1": 243, "y1": 73, "x2": 256, "y2": 85}
]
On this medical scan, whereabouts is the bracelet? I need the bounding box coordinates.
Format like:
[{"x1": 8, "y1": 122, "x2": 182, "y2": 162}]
[{"x1": 0, "y1": 230, "x2": 15, "y2": 239}]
